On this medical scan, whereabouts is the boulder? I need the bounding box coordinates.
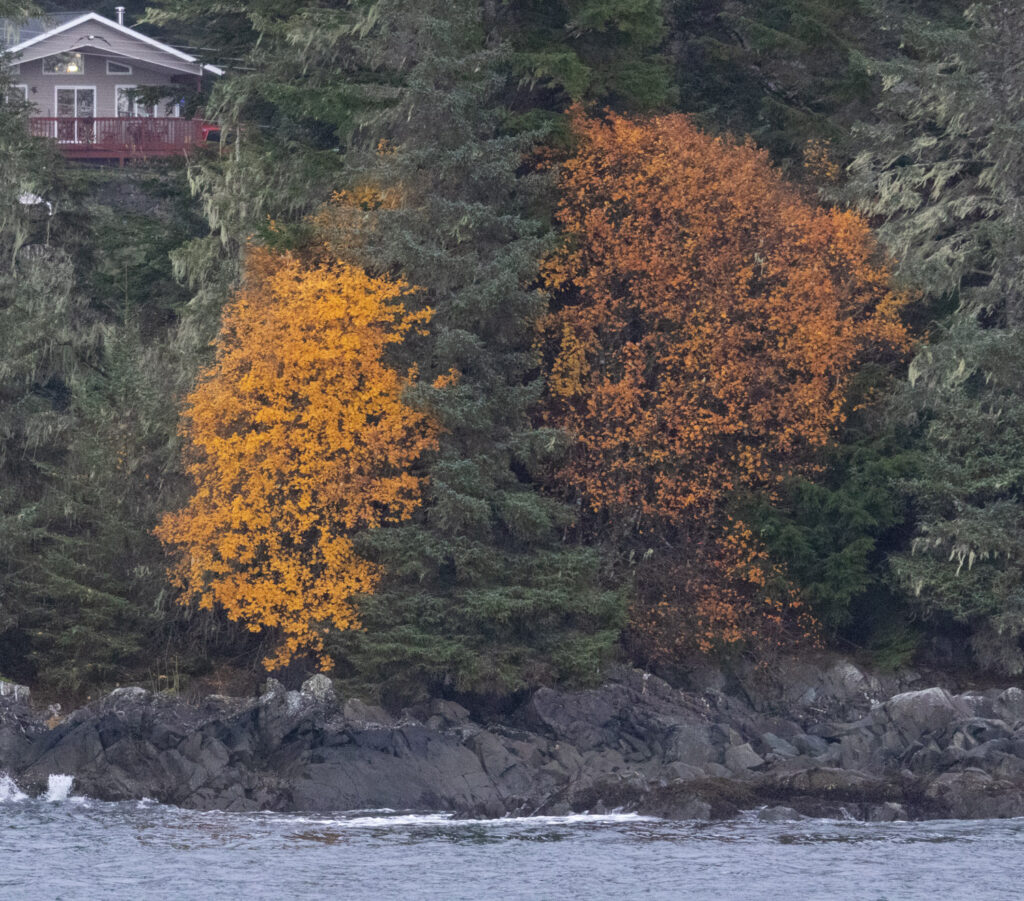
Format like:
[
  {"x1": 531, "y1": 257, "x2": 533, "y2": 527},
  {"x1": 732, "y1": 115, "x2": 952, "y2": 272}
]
[
  {"x1": 994, "y1": 687, "x2": 1024, "y2": 725},
  {"x1": 791, "y1": 732, "x2": 831, "y2": 757},
  {"x1": 300, "y1": 674, "x2": 336, "y2": 705},
  {"x1": 867, "y1": 802, "x2": 906, "y2": 822},
  {"x1": 0, "y1": 680, "x2": 30, "y2": 704},
  {"x1": 342, "y1": 698, "x2": 393, "y2": 726},
  {"x1": 756, "y1": 805, "x2": 801, "y2": 822},
  {"x1": 524, "y1": 686, "x2": 625, "y2": 752},
  {"x1": 724, "y1": 743, "x2": 765, "y2": 773},
  {"x1": 884, "y1": 688, "x2": 969, "y2": 744},
  {"x1": 0, "y1": 687, "x2": 43, "y2": 772},
  {"x1": 761, "y1": 733, "x2": 799, "y2": 758},
  {"x1": 924, "y1": 770, "x2": 1024, "y2": 819}
]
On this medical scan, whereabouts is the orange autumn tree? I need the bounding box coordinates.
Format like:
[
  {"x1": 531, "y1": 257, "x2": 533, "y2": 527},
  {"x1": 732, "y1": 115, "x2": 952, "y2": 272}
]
[
  {"x1": 156, "y1": 249, "x2": 437, "y2": 670},
  {"x1": 543, "y1": 109, "x2": 910, "y2": 659}
]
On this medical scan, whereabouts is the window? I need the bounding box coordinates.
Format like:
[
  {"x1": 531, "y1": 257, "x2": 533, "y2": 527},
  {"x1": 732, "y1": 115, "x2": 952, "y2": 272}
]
[
  {"x1": 106, "y1": 60, "x2": 132, "y2": 75},
  {"x1": 116, "y1": 86, "x2": 181, "y2": 118},
  {"x1": 116, "y1": 85, "x2": 149, "y2": 117},
  {"x1": 43, "y1": 52, "x2": 84, "y2": 75},
  {"x1": 7, "y1": 84, "x2": 28, "y2": 103}
]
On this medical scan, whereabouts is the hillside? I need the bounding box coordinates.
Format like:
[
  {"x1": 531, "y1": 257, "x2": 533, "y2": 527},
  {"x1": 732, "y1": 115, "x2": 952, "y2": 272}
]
[{"x1": 6, "y1": 0, "x2": 1023, "y2": 711}]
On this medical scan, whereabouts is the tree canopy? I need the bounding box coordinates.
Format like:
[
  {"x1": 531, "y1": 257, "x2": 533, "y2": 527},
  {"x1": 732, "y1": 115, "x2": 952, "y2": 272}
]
[
  {"x1": 156, "y1": 249, "x2": 437, "y2": 670},
  {"x1": 543, "y1": 109, "x2": 910, "y2": 659}
]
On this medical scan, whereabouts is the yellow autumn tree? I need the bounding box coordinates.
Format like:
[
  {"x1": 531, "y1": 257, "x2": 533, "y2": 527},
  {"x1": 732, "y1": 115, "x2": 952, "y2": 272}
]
[{"x1": 156, "y1": 248, "x2": 437, "y2": 670}]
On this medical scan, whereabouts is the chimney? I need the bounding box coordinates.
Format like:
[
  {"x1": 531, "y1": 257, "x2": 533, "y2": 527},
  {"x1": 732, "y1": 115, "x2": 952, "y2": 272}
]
[{"x1": 115, "y1": 6, "x2": 125, "y2": 25}]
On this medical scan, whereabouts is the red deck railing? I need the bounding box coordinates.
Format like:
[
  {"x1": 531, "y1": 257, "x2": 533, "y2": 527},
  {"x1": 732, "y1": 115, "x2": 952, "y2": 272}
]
[{"x1": 29, "y1": 117, "x2": 213, "y2": 160}]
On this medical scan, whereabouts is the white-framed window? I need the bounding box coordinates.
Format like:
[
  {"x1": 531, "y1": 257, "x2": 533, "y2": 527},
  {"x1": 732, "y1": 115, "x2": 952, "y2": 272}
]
[
  {"x1": 54, "y1": 86, "x2": 96, "y2": 143},
  {"x1": 106, "y1": 59, "x2": 132, "y2": 75},
  {"x1": 116, "y1": 84, "x2": 148, "y2": 117},
  {"x1": 43, "y1": 52, "x2": 85, "y2": 75},
  {"x1": 116, "y1": 85, "x2": 181, "y2": 118},
  {"x1": 8, "y1": 84, "x2": 28, "y2": 103}
]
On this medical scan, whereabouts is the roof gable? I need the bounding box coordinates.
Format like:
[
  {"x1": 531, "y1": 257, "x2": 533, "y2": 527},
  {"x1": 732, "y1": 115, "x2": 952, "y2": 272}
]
[{"x1": 5, "y1": 13, "x2": 222, "y2": 76}]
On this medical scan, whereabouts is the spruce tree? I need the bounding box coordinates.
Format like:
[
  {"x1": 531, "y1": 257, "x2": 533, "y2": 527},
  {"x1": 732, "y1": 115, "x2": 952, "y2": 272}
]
[
  {"x1": 0, "y1": 59, "x2": 124, "y2": 690},
  {"x1": 847, "y1": 2, "x2": 1024, "y2": 672},
  {"x1": 666, "y1": 0, "x2": 966, "y2": 163},
  {"x1": 505, "y1": 0, "x2": 674, "y2": 111},
  {"x1": 315, "y1": 0, "x2": 625, "y2": 702},
  {"x1": 1, "y1": 44, "x2": 208, "y2": 693}
]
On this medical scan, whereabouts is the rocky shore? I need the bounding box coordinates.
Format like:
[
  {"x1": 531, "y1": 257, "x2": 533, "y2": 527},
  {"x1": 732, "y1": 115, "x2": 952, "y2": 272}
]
[{"x1": 4, "y1": 659, "x2": 1024, "y2": 821}]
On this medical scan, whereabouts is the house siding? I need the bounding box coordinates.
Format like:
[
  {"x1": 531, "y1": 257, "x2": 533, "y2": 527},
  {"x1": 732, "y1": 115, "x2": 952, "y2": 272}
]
[{"x1": 16, "y1": 54, "x2": 193, "y2": 117}]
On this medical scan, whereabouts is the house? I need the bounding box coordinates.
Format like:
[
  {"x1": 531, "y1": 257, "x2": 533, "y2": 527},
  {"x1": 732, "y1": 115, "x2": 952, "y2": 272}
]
[{"x1": 2, "y1": 8, "x2": 221, "y2": 161}]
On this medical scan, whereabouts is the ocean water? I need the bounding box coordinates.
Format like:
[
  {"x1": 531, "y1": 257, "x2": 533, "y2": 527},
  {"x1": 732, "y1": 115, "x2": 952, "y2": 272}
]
[{"x1": 2, "y1": 775, "x2": 1023, "y2": 900}]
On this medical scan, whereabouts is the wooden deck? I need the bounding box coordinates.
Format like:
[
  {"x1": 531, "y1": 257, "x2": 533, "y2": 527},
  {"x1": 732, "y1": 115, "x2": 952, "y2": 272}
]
[{"x1": 29, "y1": 117, "x2": 214, "y2": 162}]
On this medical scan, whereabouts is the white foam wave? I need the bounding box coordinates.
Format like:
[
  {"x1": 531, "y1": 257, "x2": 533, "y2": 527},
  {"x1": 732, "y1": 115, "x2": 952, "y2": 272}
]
[
  {"x1": 0, "y1": 773, "x2": 27, "y2": 803},
  {"x1": 289, "y1": 811, "x2": 655, "y2": 830},
  {"x1": 44, "y1": 774, "x2": 74, "y2": 802}
]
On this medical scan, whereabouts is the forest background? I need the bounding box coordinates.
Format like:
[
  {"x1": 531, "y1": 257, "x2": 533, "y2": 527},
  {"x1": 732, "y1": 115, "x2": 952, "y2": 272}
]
[{"x1": 2, "y1": 0, "x2": 1020, "y2": 709}]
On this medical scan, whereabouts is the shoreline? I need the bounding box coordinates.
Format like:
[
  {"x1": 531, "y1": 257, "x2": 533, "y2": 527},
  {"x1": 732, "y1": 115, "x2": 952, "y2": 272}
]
[{"x1": 4, "y1": 658, "x2": 1024, "y2": 822}]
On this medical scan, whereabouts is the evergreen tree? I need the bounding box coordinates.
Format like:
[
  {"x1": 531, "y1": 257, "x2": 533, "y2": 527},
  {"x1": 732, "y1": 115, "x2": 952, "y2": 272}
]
[
  {"x1": 847, "y1": 1, "x2": 1024, "y2": 673},
  {"x1": 506, "y1": 0, "x2": 675, "y2": 112},
  {"x1": 0, "y1": 58, "x2": 120, "y2": 689},
  {"x1": 315, "y1": 0, "x2": 625, "y2": 702},
  {"x1": 2, "y1": 32, "x2": 212, "y2": 693},
  {"x1": 734, "y1": 379, "x2": 919, "y2": 640},
  {"x1": 666, "y1": 0, "x2": 966, "y2": 163}
]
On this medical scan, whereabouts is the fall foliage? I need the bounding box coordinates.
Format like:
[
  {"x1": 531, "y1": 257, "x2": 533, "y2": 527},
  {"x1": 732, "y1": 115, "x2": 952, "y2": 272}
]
[
  {"x1": 543, "y1": 109, "x2": 910, "y2": 658},
  {"x1": 156, "y1": 249, "x2": 437, "y2": 670}
]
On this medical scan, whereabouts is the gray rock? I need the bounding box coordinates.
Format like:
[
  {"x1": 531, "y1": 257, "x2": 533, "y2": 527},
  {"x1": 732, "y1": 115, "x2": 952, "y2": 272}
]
[
  {"x1": 9, "y1": 657, "x2": 1024, "y2": 822},
  {"x1": 0, "y1": 680, "x2": 30, "y2": 704},
  {"x1": 262, "y1": 678, "x2": 286, "y2": 699},
  {"x1": 867, "y1": 802, "x2": 906, "y2": 822},
  {"x1": 525, "y1": 686, "x2": 624, "y2": 752},
  {"x1": 343, "y1": 698, "x2": 394, "y2": 726},
  {"x1": 924, "y1": 770, "x2": 1024, "y2": 818},
  {"x1": 821, "y1": 661, "x2": 881, "y2": 711},
  {"x1": 884, "y1": 688, "x2": 969, "y2": 744},
  {"x1": 956, "y1": 690, "x2": 1001, "y2": 719},
  {"x1": 704, "y1": 762, "x2": 733, "y2": 779},
  {"x1": 907, "y1": 739, "x2": 944, "y2": 774},
  {"x1": 724, "y1": 743, "x2": 765, "y2": 773},
  {"x1": 791, "y1": 733, "x2": 831, "y2": 757},
  {"x1": 300, "y1": 674, "x2": 336, "y2": 704},
  {"x1": 782, "y1": 766, "x2": 880, "y2": 794},
  {"x1": 717, "y1": 724, "x2": 746, "y2": 747},
  {"x1": 675, "y1": 798, "x2": 713, "y2": 820},
  {"x1": 658, "y1": 761, "x2": 706, "y2": 782},
  {"x1": 756, "y1": 805, "x2": 801, "y2": 822},
  {"x1": 840, "y1": 729, "x2": 886, "y2": 771},
  {"x1": 665, "y1": 724, "x2": 717, "y2": 767},
  {"x1": 762, "y1": 732, "x2": 799, "y2": 758},
  {"x1": 429, "y1": 699, "x2": 470, "y2": 726},
  {"x1": 684, "y1": 666, "x2": 727, "y2": 694},
  {"x1": 995, "y1": 687, "x2": 1024, "y2": 725}
]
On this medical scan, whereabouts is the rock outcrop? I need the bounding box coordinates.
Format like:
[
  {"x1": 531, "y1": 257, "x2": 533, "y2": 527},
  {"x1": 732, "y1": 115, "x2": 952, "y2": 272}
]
[{"x1": 4, "y1": 660, "x2": 1024, "y2": 821}]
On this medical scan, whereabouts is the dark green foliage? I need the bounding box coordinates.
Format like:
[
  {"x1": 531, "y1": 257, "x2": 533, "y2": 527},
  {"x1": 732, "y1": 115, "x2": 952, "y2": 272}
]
[
  {"x1": 847, "y1": 2, "x2": 1024, "y2": 673},
  {"x1": 738, "y1": 431, "x2": 916, "y2": 634},
  {"x1": 318, "y1": 0, "x2": 625, "y2": 701},
  {"x1": 889, "y1": 322, "x2": 1024, "y2": 674},
  {"x1": 505, "y1": 0, "x2": 675, "y2": 111},
  {"x1": 733, "y1": 368, "x2": 923, "y2": 671},
  {"x1": 667, "y1": 0, "x2": 966, "y2": 163},
  {"x1": 0, "y1": 92, "x2": 215, "y2": 694}
]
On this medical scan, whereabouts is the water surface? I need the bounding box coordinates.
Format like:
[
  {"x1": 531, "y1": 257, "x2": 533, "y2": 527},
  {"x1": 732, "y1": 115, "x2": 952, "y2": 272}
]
[{"x1": 2, "y1": 777, "x2": 1022, "y2": 899}]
